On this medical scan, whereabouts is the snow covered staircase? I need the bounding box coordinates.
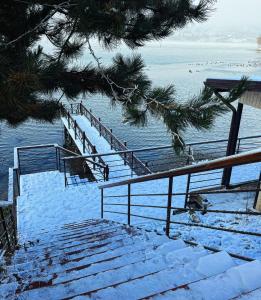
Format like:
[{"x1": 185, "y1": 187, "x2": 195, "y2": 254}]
[{"x1": 1, "y1": 219, "x2": 261, "y2": 300}]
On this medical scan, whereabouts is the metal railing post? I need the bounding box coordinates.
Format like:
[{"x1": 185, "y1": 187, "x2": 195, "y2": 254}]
[
  {"x1": 82, "y1": 132, "x2": 86, "y2": 153},
  {"x1": 184, "y1": 173, "x2": 191, "y2": 208},
  {"x1": 80, "y1": 102, "x2": 83, "y2": 115},
  {"x1": 131, "y1": 151, "x2": 134, "y2": 177},
  {"x1": 74, "y1": 120, "x2": 77, "y2": 139},
  {"x1": 17, "y1": 149, "x2": 21, "y2": 175},
  {"x1": 70, "y1": 104, "x2": 73, "y2": 113},
  {"x1": 90, "y1": 109, "x2": 93, "y2": 126},
  {"x1": 105, "y1": 165, "x2": 109, "y2": 181},
  {"x1": 128, "y1": 184, "x2": 131, "y2": 225},
  {"x1": 67, "y1": 112, "x2": 70, "y2": 129},
  {"x1": 101, "y1": 188, "x2": 104, "y2": 218},
  {"x1": 91, "y1": 146, "x2": 97, "y2": 171},
  {"x1": 99, "y1": 118, "x2": 101, "y2": 136},
  {"x1": 186, "y1": 146, "x2": 191, "y2": 165},
  {"x1": 124, "y1": 142, "x2": 127, "y2": 165},
  {"x1": 166, "y1": 176, "x2": 173, "y2": 237},
  {"x1": 55, "y1": 147, "x2": 59, "y2": 170},
  {"x1": 110, "y1": 129, "x2": 113, "y2": 149},
  {"x1": 63, "y1": 160, "x2": 67, "y2": 187},
  {"x1": 57, "y1": 148, "x2": 61, "y2": 171},
  {"x1": 15, "y1": 168, "x2": 20, "y2": 196},
  {"x1": 236, "y1": 138, "x2": 241, "y2": 154}
]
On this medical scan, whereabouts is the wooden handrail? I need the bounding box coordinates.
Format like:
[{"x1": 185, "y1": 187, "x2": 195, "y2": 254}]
[{"x1": 99, "y1": 148, "x2": 261, "y2": 189}]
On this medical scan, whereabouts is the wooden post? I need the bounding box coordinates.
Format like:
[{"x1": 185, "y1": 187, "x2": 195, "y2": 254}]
[
  {"x1": 166, "y1": 177, "x2": 173, "y2": 237},
  {"x1": 222, "y1": 103, "x2": 244, "y2": 187},
  {"x1": 128, "y1": 184, "x2": 131, "y2": 225}
]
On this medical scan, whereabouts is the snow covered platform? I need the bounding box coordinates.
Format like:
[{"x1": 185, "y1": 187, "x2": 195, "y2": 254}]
[
  {"x1": 1, "y1": 219, "x2": 261, "y2": 300},
  {"x1": 61, "y1": 104, "x2": 151, "y2": 184}
]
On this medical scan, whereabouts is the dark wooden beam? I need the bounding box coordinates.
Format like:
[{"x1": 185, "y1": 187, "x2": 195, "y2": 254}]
[{"x1": 205, "y1": 79, "x2": 261, "y2": 92}]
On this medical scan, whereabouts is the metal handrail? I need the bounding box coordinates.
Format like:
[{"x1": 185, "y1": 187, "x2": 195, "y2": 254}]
[
  {"x1": 78, "y1": 103, "x2": 151, "y2": 175},
  {"x1": 62, "y1": 136, "x2": 261, "y2": 161},
  {"x1": 100, "y1": 149, "x2": 261, "y2": 189}
]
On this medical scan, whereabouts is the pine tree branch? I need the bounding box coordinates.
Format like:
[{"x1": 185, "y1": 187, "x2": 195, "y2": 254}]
[{"x1": 1, "y1": 1, "x2": 70, "y2": 48}]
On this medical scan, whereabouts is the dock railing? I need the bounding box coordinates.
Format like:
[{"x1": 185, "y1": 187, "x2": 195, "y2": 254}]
[
  {"x1": 64, "y1": 102, "x2": 261, "y2": 186},
  {"x1": 99, "y1": 149, "x2": 261, "y2": 250},
  {"x1": 65, "y1": 103, "x2": 152, "y2": 176}
]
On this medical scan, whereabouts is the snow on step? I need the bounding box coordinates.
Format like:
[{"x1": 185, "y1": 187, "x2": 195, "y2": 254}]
[
  {"x1": 2, "y1": 219, "x2": 261, "y2": 300},
  {"x1": 86, "y1": 251, "x2": 233, "y2": 300},
  {"x1": 7, "y1": 234, "x2": 170, "y2": 285},
  {"x1": 234, "y1": 288, "x2": 261, "y2": 299},
  {"x1": 151, "y1": 260, "x2": 261, "y2": 300},
  {"x1": 11, "y1": 224, "x2": 141, "y2": 267},
  {"x1": 12, "y1": 242, "x2": 204, "y2": 299}
]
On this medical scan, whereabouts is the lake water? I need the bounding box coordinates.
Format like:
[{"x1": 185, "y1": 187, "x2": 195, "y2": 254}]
[{"x1": 1, "y1": 41, "x2": 261, "y2": 199}]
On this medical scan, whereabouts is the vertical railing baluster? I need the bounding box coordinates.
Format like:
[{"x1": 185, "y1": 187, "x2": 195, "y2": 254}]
[
  {"x1": 82, "y1": 132, "x2": 86, "y2": 153},
  {"x1": 110, "y1": 129, "x2": 113, "y2": 149},
  {"x1": 184, "y1": 173, "x2": 191, "y2": 208},
  {"x1": 166, "y1": 176, "x2": 173, "y2": 237},
  {"x1": 67, "y1": 112, "x2": 70, "y2": 129},
  {"x1": 58, "y1": 148, "x2": 61, "y2": 171},
  {"x1": 99, "y1": 118, "x2": 101, "y2": 136},
  {"x1": 15, "y1": 168, "x2": 20, "y2": 196},
  {"x1": 101, "y1": 188, "x2": 104, "y2": 218},
  {"x1": 124, "y1": 142, "x2": 127, "y2": 165},
  {"x1": 55, "y1": 147, "x2": 58, "y2": 170},
  {"x1": 131, "y1": 152, "x2": 134, "y2": 177},
  {"x1": 128, "y1": 184, "x2": 131, "y2": 225},
  {"x1": 237, "y1": 138, "x2": 241, "y2": 154},
  {"x1": 80, "y1": 102, "x2": 83, "y2": 115},
  {"x1": 105, "y1": 165, "x2": 109, "y2": 181},
  {"x1": 74, "y1": 120, "x2": 77, "y2": 139},
  {"x1": 186, "y1": 146, "x2": 191, "y2": 165},
  {"x1": 63, "y1": 160, "x2": 67, "y2": 187}
]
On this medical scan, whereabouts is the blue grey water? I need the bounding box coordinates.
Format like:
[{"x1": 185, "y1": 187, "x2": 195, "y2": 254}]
[{"x1": 1, "y1": 41, "x2": 261, "y2": 199}]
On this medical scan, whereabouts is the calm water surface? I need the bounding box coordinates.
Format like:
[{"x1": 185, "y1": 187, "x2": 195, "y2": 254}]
[{"x1": 1, "y1": 41, "x2": 261, "y2": 198}]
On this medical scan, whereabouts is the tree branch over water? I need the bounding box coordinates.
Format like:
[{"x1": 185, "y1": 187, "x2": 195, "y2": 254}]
[{"x1": 1, "y1": 0, "x2": 245, "y2": 151}]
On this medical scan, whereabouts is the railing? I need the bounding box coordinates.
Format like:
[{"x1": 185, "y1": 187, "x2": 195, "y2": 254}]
[
  {"x1": 65, "y1": 110, "x2": 109, "y2": 182},
  {"x1": 0, "y1": 169, "x2": 18, "y2": 257},
  {"x1": 62, "y1": 135, "x2": 261, "y2": 188},
  {"x1": 68, "y1": 103, "x2": 151, "y2": 176},
  {"x1": 99, "y1": 149, "x2": 261, "y2": 254},
  {"x1": 64, "y1": 102, "x2": 261, "y2": 188}
]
